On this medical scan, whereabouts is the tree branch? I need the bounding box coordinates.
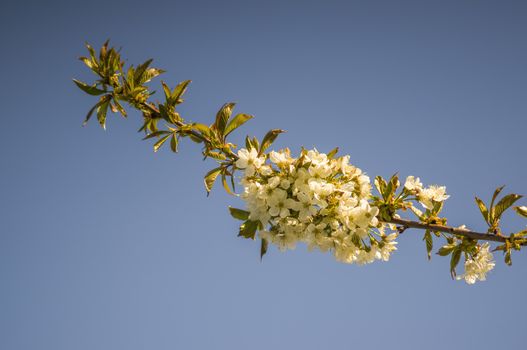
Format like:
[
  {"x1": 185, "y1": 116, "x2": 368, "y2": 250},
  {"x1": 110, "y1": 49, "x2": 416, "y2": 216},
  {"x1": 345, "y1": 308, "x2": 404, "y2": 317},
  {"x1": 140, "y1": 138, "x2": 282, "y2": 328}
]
[{"x1": 384, "y1": 217, "x2": 526, "y2": 245}]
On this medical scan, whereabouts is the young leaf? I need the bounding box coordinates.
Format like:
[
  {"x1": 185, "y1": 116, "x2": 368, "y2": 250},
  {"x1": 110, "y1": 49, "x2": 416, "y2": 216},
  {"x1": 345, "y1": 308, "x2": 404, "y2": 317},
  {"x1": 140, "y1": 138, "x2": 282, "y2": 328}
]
[
  {"x1": 514, "y1": 206, "x2": 527, "y2": 218},
  {"x1": 96, "y1": 98, "x2": 110, "y2": 130},
  {"x1": 142, "y1": 130, "x2": 170, "y2": 140},
  {"x1": 260, "y1": 238, "x2": 268, "y2": 260},
  {"x1": 191, "y1": 123, "x2": 210, "y2": 135},
  {"x1": 140, "y1": 68, "x2": 165, "y2": 84},
  {"x1": 73, "y1": 79, "x2": 106, "y2": 96},
  {"x1": 374, "y1": 176, "x2": 387, "y2": 196},
  {"x1": 213, "y1": 102, "x2": 236, "y2": 136},
  {"x1": 423, "y1": 231, "x2": 433, "y2": 260},
  {"x1": 133, "y1": 58, "x2": 153, "y2": 84},
  {"x1": 450, "y1": 248, "x2": 462, "y2": 278},
  {"x1": 221, "y1": 172, "x2": 234, "y2": 195},
  {"x1": 204, "y1": 167, "x2": 222, "y2": 194},
  {"x1": 224, "y1": 113, "x2": 253, "y2": 137},
  {"x1": 259, "y1": 129, "x2": 285, "y2": 155},
  {"x1": 493, "y1": 194, "x2": 523, "y2": 222},
  {"x1": 170, "y1": 133, "x2": 178, "y2": 153},
  {"x1": 82, "y1": 101, "x2": 104, "y2": 126},
  {"x1": 505, "y1": 249, "x2": 512, "y2": 266},
  {"x1": 490, "y1": 186, "x2": 505, "y2": 213},
  {"x1": 171, "y1": 80, "x2": 191, "y2": 104},
  {"x1": 153, "y1": 134, "x2": 171, "y2": 152},
  {"x1": 475, "y1": 197, "x2": 489, "y2": 225},
  {"x1": 238, "y1": 220, "x2": 258, "y2": 239},
  {"x1": 162, "y1": 81, "x2": 172, "y2": 101},
  {"x1": 437, "y1": 244, "x2": 455, "y2": 256},
  {"x1": 327, "y1": 147, "x2": 339, "y2": 159},
  {"x1": 229, "y1": 207, "x2": 250, "y2": 221}
]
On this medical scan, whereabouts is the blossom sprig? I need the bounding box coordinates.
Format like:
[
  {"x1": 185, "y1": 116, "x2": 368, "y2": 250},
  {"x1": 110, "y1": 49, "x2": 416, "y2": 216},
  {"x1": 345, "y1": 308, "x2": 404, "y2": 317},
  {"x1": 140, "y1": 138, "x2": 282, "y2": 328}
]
[
  {"x1": 75, "y1": 41, "x2": 527, "y2": 285},
  {"x1": 230, "y1": 147, "x2": 398, "y2": 265}
]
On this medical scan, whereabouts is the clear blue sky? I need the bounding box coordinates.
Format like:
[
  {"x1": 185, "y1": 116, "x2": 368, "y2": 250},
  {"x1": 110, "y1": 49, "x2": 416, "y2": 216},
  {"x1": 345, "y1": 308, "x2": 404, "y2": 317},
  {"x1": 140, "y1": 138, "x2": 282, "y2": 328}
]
[{"x1": 1, "y1": 0, "x2": 526, "y2": 349}]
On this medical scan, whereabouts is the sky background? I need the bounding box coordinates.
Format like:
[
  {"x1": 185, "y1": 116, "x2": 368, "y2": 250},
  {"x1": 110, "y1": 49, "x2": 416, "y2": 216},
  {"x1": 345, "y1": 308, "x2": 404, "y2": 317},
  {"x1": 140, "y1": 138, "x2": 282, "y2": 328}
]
[{"x1": 1, "y1": 0, "x2": 527, "y2": 349}]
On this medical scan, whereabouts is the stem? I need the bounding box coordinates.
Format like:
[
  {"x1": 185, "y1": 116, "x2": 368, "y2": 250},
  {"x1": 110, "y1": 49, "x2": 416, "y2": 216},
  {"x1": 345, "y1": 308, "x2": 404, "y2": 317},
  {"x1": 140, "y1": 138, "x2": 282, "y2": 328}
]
[{"x1": 383, "y1": 217, "x2": 527, "y2": 246}]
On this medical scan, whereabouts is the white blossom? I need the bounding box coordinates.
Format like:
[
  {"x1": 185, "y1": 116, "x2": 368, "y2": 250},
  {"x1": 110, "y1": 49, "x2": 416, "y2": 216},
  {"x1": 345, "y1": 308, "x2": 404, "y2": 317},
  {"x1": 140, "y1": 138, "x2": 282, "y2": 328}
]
[
  {"x1": 236, "y1": 148, "x2": 265, "y2": 176},
  {"x1": 404, "y1": 176, "x2": 423, "y2": 192},
  {"x1": 457, "y1": 243, "x2": 495, "y2": 284},
  {"x1": 236, "y1": 147, "x2": 398, "y2": 266},
  {"x1": 418, "y1": 185, "x2": 450, "y2": 209}
]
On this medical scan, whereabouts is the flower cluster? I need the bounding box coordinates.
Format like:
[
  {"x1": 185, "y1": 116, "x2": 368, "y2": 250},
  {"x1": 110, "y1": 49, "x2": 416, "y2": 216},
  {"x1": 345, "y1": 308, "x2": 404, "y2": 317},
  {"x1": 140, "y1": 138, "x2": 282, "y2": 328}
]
[
  {"x1": 236, "y1": 147, "x2": 398, "y2": 265},
  {"x1": 404, "y1": 176, "x2": 450, "y2": 210},
  {"x1": 456, "y1": 243, "x2": 495, "y2": 284}
]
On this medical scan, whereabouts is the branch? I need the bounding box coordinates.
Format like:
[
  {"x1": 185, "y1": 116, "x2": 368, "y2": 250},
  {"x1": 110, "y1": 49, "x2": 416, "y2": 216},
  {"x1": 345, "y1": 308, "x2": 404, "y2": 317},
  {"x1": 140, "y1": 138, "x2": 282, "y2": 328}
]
[{"x1": 385, "y1": 217, "x2": 527, "y2": 246}]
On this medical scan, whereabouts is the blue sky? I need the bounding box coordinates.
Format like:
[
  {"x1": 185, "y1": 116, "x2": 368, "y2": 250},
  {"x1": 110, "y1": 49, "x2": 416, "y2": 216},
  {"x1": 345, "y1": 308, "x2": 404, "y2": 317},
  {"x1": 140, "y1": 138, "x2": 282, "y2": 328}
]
[{"x1": 1, "y1": 1, "x2": 526, "y2": 349}]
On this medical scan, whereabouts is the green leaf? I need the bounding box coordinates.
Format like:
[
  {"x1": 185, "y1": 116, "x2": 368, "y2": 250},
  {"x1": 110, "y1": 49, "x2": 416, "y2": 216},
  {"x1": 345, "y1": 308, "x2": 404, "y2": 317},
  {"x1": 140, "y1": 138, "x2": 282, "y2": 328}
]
[
  {"x1": 96, "y1": 98, "x2": 110, "y2": 129},
  {"x1": 153, "y1": 134, "x2": 171, "y2": 152},
  {"x1": 206, "y1": 151, "x2": 227, "y2": 160},
  {"x1": 327, "y1": 147, "x2": 339, "y2": 159},
  {"x1": 170, "y1": 133, "x2": 178, "y2": 153},
  {"x1": 389, "y1": 173, "x2": 400, "y2": 192},
  {"x1": 204, "y1": 167, "x2": 222, "y2": 194},
  {"x1": 99, "y1": 40, "x2": 109, "y2": 61},
  {"x1": 82, "y1": 101, "x2": 104, "y2": 126},
  {"x1": 514, "y1": 206, "x2": 527, "y2": 218},
  {"x1": 140, "y1": 68, "x2": 165, "y2": 84},
  {"x1": 171, "y1": 80, "x2": 191, "y2": 104},
  {"x1": 450, "y1": 248, "x2": 462, "y2": 278},
  {"x1": 191, "y1": 123, "x2": 210, "y2": 135},
  {"x1": 224, "y1": 113, "x2": 253, "y2": 137},
  {"x1": 85, "y1": 42, "x2": 97, "y2": 62},
  {"x1": 475, "y1": 197, "x2": 489, "y2": 225},
  {"x1": 505, "y1": 249, "x2": 512, "y2": 266},
  {"x1": 213, "y1": 103, "x2": 236, "y2": 136},
  {"x1": 437, "y1": 244, "x2": 455, "y2": 256},
  {"x1": 79, "y1": 56, "x2": 95, "y2": 70},
  {"x1": 221, "y1": 172, "x2": 234, "y2": 195},
  {"x1": 251, "y1": 137, "x2": 260, "y2": 151},
  {"x1": 424, "y1": 231, "x2": 433, "y2": 260},
  {"x1": 73, "y1": 79, "x2": 106, "y2": 96},
  {"x1": 134, "y1": 58, "x2": 153, "y2": 84},
  {"x1": 490, "y1": 186, "x2": 505, "y2": 213},
  {"x1": 260, "y1": 238, "x2": 268, "y2": 260},
  {"x1": 245, "y1": 136, "x2": 254, "y2": 150},
  {"x1": 238, "y1": 220, "x2": 259, "y2": 239},
  {"x1": 259, "y1": 129, "x2": 285, "y2": 155},
  {"x1": 493, "y1": 194, "x2": 523, "y2": 222},
  {"x1": 112, "y1": 98, "x2": 127, "y2": 117},
  {"x1": 142, "y1": 130, "x2": 170, "y2": 140},
  {"x1": 374, "y1": 176, "x2": 387, "y2": 196},
  {"x1": 229, "y1": 207, "x2": 250, "y2": 221},
  {"x1": 162, "y1": 81, "x2": 172, "y2": 101}
]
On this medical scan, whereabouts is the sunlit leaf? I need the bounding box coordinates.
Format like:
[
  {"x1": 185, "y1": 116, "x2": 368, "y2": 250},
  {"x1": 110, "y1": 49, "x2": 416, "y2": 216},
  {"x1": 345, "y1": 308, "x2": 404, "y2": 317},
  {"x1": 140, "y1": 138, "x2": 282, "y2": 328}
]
[
  {"x1": 450, "y1": 248, "x2": 461, "y2": 278},
  {"x1": 514, "y1": 206, "x2": 527, "y2": 218},
  {"x1": 475, "y1": 197, "x2": 489, "y2": 225},
  {"x1": 494, "y1": 194, "x2": 522, "y2": 222},
  {"x1": 424, "y1": 231, "x2": 433, "y2": 260},
  {"x1": 224, "y1": 113, "x2": 253, "y2": 137},
  {"x1": 238, "y1": 220, "x2": 258, "y2": 239},
  {"x1": 153, "y1": 134, "x2": 171, "y2": 152},
  {"x1": 327, "y1": 147, "x2": 339, "y2": 159},
  {"x1": 229, "y1": 207, "x2": 250, "y2": 221},
  {"x1": 260, "y1": 238, "x2": 268, "y2": 260},
  {"x1": 213, "y1": 102, "x2": 235, "y2": 136},
  {"x1": 96, "y1": 98, "x2": 110, "y2": 129},
  {"x1": 204, "y1": 167, "x2": 222, "y2": 194},
  {"x1": 259, "y1": 129, "x2": 285, "y2": 155},
  {"x1": 170, "y1": 133, "x2": 178, "y2": 152},
  {"x1": 142, "y1": 130, "x2": 170, "y2": 140},
  {"x1": 73, "y1": 79, "x2": 106, "y2": 96}
]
